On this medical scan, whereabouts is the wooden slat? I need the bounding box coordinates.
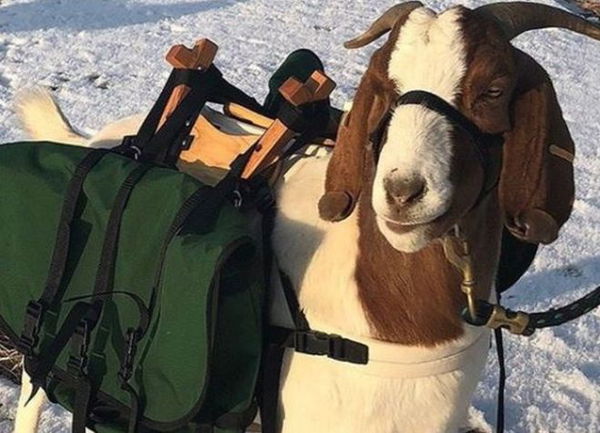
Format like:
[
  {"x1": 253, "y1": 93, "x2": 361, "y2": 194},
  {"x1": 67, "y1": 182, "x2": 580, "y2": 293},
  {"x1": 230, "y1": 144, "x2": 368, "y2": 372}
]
[
  {"x1": 223, "y1": 103, "x2": 275, "y2": 129},
  {"x1": 179, "y1": 115, "x2": 259, "y2": 169}
]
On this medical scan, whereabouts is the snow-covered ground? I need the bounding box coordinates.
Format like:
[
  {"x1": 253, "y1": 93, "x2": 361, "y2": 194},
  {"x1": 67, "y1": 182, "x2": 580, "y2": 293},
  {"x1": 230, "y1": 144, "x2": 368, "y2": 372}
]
[{"x1": 0, "y1": 0, "x2": 599, "y2": 432}]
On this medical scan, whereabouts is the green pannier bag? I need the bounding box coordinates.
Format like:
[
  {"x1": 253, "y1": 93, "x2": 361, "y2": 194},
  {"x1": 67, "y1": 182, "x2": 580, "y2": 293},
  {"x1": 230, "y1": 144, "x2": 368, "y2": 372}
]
[
  {"x1": 0, "y1": 64, "x2": 275, "y2": 433},
  {"x1": 0, "y1": 50, "x2": 340, "y2": 433},
  {"x1": 0, "y1": 141, "x2": 265, "y2": 433}
]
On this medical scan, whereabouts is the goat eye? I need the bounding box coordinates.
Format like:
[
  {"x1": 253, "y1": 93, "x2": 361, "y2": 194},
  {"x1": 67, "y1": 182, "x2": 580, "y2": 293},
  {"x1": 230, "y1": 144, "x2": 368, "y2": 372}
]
[{"x1": 486, "y1": 87, "x2": 504, "y2": 98}]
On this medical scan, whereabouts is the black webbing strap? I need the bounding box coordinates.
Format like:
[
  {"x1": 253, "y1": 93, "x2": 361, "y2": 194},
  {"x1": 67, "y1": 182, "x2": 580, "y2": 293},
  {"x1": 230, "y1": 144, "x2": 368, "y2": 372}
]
[
  {"x1": 259, "y1": 342, "x2": 283, "y2": 433},
  {"x1": 93, "y1": 164, "x2": 153, "y2": 298},
  {"x1": 270, "y1": 326, "x2": 369, "y2": 365},
  {"x1": 278, "y1": 272, "x2": 309, "y2": 330},
  {"x1": 137, "y1": 68, "x2": 222, "y2": 165},
  {"x1": 129, "y1": 70, "x2": 186, "y2": 149},
  {"x1": 19, "y1": 149, "x2": 109, "y2": 358},
  {"x1": 259, "y1": 272, "x2": 368, "y2": 433},
  {"x1": 279, "y1": 100, "x2": 331, "y2": 160},
  {"x1": 274, "y1": 271, "x2": 369, "y2": 365},
  {"x1": 40, "y1": 150, "x2": 110, "y2": 306},
  {"x1": 396, "y1": 90, "x2": 502, "y2": 152},
  {"x1": 276, "y1": 103, "x2": 309, "y2": 133},
  {"x1": 65, "y1": 164, "x2": 152, "y2": 433},
  {"x1": 207, "y1": 67, "x2": 266, "y2": 115},
  {"x1": 69, "y1": 374, "x2": 93, "y2": 433},
  {"x1": 256, "y1": 202, "x2": 280, "y2": 433},
  {"x1": 122, "y1": 65, "x2": 266, "y2": 166}
]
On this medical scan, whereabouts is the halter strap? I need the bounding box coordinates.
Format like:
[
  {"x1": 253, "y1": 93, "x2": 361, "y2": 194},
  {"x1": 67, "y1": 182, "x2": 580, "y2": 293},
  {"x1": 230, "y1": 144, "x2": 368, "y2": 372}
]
[
  {"x1": 394, "y1": 90, "x2": 504, "y2": 202},
  {"x1": 397, "y1": 90, "x2": 502, "y2": 155}
]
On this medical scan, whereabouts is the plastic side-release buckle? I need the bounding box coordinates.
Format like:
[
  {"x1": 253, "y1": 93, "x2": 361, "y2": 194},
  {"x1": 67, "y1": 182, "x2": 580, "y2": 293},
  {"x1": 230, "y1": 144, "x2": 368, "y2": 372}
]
[
  {"x1": 67, "y1": 318, "x2": 93, "y2": 375},
  {"x1": 293, "y1": 330, "x2": 368, "y2": 365},
  {"x1": 118, "y1": 328, "x2": 141, "y2": 384},
  {"x1": 18, "y1": 300, "x2": 46, "y2": 355}
]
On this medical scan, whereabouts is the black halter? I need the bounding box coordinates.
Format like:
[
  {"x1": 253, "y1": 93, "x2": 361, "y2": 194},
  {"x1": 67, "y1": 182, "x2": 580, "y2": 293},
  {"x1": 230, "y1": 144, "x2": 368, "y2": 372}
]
[{"x1": 371, "y1": 90, "x2": 504, "y2": 204}]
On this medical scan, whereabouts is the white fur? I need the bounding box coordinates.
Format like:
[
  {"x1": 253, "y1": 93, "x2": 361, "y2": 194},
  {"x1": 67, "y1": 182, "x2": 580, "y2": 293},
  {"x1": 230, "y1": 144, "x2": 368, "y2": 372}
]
[
  {"x1": 14, "y1": 88, "x2": 89, "y2": 145},
  {"x1": 13, "y1": 89, "x2": 488, "y2": 433},
  {"x1": 273, "y1": 150, "x2": 488, "y2": 433},
  {"x1": 372, "y1": 7, "x2": 467, "y2": 252},
  {"x1": 14, "y1": 369, "x2": 46, "y2": 433}
]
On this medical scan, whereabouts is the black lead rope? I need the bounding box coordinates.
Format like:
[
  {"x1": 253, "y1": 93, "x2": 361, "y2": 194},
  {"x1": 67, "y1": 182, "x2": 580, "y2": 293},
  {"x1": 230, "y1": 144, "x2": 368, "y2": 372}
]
[
  {"x1": 489, "y1": 285, "x2": 600, "y2": 433},
  {"x1": 494, "y1": 291, "x2": 506, "y2": 433},
  {"x1": 462, "y1": 285, "x2": 600, "y2": 336},
  {"x1": 495, "y1": 327, "x2": 506, "y2": 433}
]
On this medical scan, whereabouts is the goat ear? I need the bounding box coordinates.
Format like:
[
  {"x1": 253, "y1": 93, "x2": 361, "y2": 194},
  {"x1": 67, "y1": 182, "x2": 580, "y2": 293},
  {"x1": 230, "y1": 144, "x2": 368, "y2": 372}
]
[
  {"x1": 500, "y1": 50, "x2": 575, "y2": 244},
  {"x1": 318, "y1": 68, "x2": 389, "y2": 222}
]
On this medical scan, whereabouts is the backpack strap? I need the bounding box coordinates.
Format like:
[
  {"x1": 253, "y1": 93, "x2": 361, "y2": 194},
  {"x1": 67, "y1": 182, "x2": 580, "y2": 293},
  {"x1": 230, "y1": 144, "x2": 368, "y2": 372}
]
[
  {"x1": 120, "y1": 67, "x2": 220, "y2": 165},
  {"x1": 67, "y1": 164, "x2": 153, "y2": 433},
  {"x1": 20, "y1": 160, "x2": 152, "y2": 433},
  {"x1": 18, "y1": 149, "x2": 109, "y2": 368}
]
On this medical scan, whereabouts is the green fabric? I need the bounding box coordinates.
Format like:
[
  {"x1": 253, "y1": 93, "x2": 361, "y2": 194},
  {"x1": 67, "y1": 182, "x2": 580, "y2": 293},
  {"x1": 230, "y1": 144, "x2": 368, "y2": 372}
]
[{"x1": 0, "y1": 142, "x2": 264, "y2": 432}]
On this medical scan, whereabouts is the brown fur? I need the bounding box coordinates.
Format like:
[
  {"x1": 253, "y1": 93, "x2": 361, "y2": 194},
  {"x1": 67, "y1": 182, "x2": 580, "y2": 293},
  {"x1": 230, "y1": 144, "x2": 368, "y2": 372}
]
[
  {"x1": 460, "y1": 10, "x2": 576, "y2": 244},
  {"x1": 318, "y1": 23, "x2": 402, "y2": 222}
]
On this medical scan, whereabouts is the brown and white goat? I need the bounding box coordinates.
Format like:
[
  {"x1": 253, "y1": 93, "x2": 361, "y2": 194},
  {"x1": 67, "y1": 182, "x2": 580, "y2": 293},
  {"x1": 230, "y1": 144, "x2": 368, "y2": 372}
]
[
  {"x1": 13, "y1": 2, "x2": 600, "y2": 433},
  {"x1": 276, "y1": 3, "x2": 598, "y2": 433}
]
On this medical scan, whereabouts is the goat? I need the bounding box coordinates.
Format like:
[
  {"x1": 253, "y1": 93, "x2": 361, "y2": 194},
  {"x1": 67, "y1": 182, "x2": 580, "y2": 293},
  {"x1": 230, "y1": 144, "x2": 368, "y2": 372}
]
[{"x1": 12, "y1": 3, "x2": 600, "y2": 433}]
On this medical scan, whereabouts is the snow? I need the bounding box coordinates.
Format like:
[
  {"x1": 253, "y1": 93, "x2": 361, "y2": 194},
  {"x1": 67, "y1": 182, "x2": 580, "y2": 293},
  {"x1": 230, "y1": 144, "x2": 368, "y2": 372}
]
[{"x1": 0, "y1": 0, "x2": 599, "y2": 432}]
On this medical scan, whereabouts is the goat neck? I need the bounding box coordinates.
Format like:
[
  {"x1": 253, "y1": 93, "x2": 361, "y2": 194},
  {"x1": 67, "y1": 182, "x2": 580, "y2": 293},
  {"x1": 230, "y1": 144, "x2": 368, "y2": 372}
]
[{"x1": 355, "y1": 168, "x2": 502, "y2": 346}]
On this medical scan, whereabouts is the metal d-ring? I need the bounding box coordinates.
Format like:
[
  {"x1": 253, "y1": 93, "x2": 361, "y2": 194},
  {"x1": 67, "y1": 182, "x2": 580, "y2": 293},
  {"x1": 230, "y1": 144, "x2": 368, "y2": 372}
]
[{"x1": 232, "y1": 189, "x2": 243, "y2": 209}]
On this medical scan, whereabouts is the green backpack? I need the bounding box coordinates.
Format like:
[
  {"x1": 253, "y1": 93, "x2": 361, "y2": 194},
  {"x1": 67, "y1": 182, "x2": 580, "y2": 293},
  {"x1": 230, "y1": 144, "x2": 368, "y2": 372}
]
[
  {"x1": 0, "y1": 65, "x2": 271, "y2": 433},
  {"x1": 0, "y1": 49, "x2": 345, "y2": 433}
]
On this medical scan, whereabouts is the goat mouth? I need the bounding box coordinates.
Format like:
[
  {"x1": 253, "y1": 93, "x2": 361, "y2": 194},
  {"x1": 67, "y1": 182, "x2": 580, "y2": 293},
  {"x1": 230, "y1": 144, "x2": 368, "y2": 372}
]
[{"x1": 377, "y1": 212, "x2": 446, "y2": 229}]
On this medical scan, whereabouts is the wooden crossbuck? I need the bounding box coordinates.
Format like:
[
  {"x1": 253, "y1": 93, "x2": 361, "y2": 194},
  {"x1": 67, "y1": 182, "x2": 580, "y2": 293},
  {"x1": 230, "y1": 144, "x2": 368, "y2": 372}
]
[
  {"x1": 157, "y1": 38, "x2": 335, "y2": 181},
  {"x1": 159, "y1": 39, "x2": 218, "y2": 129},
  {"x1": 241, "y1": 70, "x2": 335, "y2": 178}
]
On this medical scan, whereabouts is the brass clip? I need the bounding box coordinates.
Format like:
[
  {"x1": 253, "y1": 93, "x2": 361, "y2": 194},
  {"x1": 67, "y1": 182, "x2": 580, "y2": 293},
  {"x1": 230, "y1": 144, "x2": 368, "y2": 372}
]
[
  {"x1": 443, "y1": 232, "x2": 478, "y2": 322},
  {"x1": 461, "y1": 280, "x2": 479, "y2": 325},
  {"x1": 485, "y1": 305, "x2": 531, "y2": 335}
]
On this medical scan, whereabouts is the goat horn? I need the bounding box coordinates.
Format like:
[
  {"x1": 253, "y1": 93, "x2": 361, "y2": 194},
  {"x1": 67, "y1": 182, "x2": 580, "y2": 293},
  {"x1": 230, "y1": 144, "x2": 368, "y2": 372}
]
[
  {"x1": 344, "y1": 1, "x2": 424, "y2": 49},
  {"x1": 478, "y1": 2, "x2": 600, "y2": 41}
]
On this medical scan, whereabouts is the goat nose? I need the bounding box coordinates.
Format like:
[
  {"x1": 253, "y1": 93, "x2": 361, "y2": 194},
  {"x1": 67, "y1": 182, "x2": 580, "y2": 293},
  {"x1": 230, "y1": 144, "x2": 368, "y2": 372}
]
[{"x1": 384, "y1": 176, "x2": 426, "y2": 206}]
